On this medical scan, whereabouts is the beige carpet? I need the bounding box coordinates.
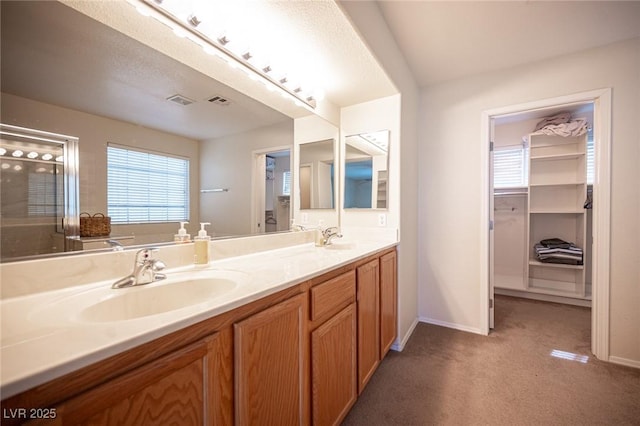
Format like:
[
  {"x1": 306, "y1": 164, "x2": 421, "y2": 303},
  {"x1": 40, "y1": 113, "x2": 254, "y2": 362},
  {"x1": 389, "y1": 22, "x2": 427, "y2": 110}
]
[{"x1": 342, "y1": 295, "x2": 640, "y2": 426}]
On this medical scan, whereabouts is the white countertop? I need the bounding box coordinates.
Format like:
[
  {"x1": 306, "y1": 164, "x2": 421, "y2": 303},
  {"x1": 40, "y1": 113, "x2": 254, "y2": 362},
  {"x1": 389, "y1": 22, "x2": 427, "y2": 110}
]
[{"x1": 1, "y1": 237, "x2": 396, "y2": 399}]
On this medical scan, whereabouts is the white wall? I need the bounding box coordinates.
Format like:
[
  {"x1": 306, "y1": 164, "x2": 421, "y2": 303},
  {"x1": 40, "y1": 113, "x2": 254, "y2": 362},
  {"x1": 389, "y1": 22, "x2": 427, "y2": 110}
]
[
  {"x1": 1, "y1": 93, "x2": 200, "y2": 245},
  {"x1": 419, "y1": 38, "x2": 640, "y2": 364},
  {"x1": 199, "y1": 120, "x2": 293, "y2": 237},
  {"x1": 339, "y1": 1, "x2": 420, "y2": 350}
]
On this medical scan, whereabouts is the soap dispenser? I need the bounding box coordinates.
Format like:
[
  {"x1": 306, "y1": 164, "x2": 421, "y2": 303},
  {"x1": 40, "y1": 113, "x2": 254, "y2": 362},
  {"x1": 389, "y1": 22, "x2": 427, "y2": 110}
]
[
  {"x1": 174, "y1": 222, "x2": 191, "y2": 243},
  {"x1": 194, "y1": 222, "x2": 211, "y2": 265}
]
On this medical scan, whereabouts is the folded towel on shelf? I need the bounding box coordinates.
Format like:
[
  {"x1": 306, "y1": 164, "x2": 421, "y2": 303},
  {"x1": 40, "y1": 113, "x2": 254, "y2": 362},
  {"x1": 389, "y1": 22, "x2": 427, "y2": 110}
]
[
  {"x1": 534, "y1": 112, "x2": 572, "y2": 131},
  {"x1": 539, "y1": 238, "x2": 572, "y2": 249},
  {"x1": 532, "y1": 118, "x2": 589, "y2": 137},
  {"x1": 534, "y1": 239, "x2": 583, "y2": 265}
]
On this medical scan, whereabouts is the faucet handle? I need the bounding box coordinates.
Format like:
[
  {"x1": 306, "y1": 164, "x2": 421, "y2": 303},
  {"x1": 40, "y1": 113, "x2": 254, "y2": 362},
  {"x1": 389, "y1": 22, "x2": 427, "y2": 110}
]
[
  {"x1": 150, "y1": 259, "x2": 166, "y2": 272},
  {"x1": 135, "y1": 247, "x2": 159, "y2": 264}
]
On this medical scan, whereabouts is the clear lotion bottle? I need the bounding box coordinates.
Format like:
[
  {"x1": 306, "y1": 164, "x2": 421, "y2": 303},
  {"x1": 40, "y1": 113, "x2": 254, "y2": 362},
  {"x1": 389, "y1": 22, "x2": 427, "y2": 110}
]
[
  {"x1": 194, "y1": 222, "x2": 211, "y2": 265},
  {"x1": 174, "y1": 221, "x2": 191, "y2": 243}
]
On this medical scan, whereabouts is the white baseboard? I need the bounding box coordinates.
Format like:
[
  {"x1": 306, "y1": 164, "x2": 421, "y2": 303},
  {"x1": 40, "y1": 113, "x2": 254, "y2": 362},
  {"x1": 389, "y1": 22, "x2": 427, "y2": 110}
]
[
  {"x1": 419, "y1": 316, "x2": 483, "y2": 335},
  {"x1": 609, "y1": 356, "x2": 640, "y2": 369},
  {"x1": 391, "y1": 317, "x2": 419, "y2": 352},
  {"x1": 495, "y1": 288, "x2": 592, "y2": 307}
]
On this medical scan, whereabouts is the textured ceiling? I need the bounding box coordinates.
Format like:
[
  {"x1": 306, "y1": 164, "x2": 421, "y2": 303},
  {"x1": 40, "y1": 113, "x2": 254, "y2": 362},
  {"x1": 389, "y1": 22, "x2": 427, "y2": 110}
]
[
  {"x1": 377, "y1": 0, "x2": 640, "y2": 87},
  {"x1": 1, "y1": 1, "x2": 397, "y2": 141}
]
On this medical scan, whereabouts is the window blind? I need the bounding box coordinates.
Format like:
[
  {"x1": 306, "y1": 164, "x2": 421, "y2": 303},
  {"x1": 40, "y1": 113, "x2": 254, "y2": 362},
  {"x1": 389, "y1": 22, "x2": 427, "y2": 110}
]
[
  {"x1": 493, "y1": 145, "x2": 528, "y2": 188},
  {"x1": 586, "y1": 129, "x2": 594, "y2": 184},
  {"x1": 282, "y1": 170, "x2": 291, "y2": 196},
  {"x1": 107, "y1": 145, "x2": 189, "y2": 224}
]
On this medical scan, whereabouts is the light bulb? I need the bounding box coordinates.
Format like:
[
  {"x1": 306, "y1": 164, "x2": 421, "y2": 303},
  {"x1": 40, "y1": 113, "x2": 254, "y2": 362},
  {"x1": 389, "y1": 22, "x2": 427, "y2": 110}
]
[
  {"x1": 1, "y1": 163, "x2": 10, "y2": 169},
  {"x1": 27, "y1": 152, "x2": 39, "y2": 159},
  {"x1": 56, "y1": 156, "x2": 64, "y2": 162},
  {"x1": 42, "y1": 153, "x2": 53, "y2": 161},
  {"x1": 12, "y1": 150, "x2": 23, "y2": 157},
  {"x1": 0, "y1": 148, "x2": 6, "y2": 155}
]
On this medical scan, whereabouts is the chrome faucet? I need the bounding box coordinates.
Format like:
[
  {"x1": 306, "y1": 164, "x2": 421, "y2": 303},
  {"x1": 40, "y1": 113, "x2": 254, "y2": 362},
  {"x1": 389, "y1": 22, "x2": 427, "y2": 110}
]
[
  {"x1": 321, "y1": 226, "x2": 343, "y2": 246},
  {"x1": 112, "y1": 248, "x2": 166, "y2": 289},
  {"x1": 105, "y1": 239, "x2": 124, "y2": 251}
]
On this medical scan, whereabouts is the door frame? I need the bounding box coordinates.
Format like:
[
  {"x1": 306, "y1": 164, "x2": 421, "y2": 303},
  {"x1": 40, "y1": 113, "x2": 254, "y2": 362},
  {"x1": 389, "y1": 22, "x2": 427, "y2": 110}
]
[
  {"x1": 480, "y1": 88, "x2": 612, "y2": 361},
  {"x1": 251, "y1": 146, "x2": 292, "y2": 234}
]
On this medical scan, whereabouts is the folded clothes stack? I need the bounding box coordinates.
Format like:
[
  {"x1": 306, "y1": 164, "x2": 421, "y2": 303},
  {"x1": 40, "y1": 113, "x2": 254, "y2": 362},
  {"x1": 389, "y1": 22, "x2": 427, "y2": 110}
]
[{"x1": 534, "y1": 238, "x2": 583, "y2": 265}]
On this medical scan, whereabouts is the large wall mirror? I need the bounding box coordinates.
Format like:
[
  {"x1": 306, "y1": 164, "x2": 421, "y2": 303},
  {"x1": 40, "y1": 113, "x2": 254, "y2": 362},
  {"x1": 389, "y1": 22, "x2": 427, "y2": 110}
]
[
  {"x1": 299, "y1": 139, "x2": 336, "y2": 210},
  {"x1": 0, "y1": 1, "x2": 309, "y2": 262},
  {"x1": 344, "y1": 130, "x2": 390, "y2": 209}
]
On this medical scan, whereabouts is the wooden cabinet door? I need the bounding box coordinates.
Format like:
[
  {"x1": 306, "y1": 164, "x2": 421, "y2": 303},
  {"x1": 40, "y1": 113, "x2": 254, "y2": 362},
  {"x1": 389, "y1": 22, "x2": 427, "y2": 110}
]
[
  {"x1": 52, "y1": 334, "x2": 223, "y2": 425},
  {"x1": 379, "y1": 250, "x2": 397, "y2": 358},
  {"x1": 356, "y1": 259, "x2": 380, "y2": 394},
  {"x1": 234, "y1": 293, "x2": 307, "y2": 425},
  {"x1": 311, "y1": 303, "x2": 357, "y2": 426}
]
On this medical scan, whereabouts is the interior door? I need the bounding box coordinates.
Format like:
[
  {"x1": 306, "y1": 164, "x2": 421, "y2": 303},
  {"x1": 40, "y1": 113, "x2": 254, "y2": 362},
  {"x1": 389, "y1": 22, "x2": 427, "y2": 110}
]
[
  {"x1": 489, "y1": 118, "x2": 496, "y2": 329},
  {"x1": 252, "y1": 153, "x2": 266, "y2": 234}
]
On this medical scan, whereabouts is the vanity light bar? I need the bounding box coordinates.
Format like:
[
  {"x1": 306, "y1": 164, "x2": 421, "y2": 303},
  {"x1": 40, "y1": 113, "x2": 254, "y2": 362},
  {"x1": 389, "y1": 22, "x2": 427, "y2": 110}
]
[{"x1": 135, "y1": 0, "x2": 318, "y2": 110}]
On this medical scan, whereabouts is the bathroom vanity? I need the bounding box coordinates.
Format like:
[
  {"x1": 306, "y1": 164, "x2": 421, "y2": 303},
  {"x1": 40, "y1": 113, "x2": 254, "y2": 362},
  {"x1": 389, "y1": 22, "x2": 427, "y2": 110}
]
[{"x1": 0, "y1": 236, "x2": 397, "y2": 425}]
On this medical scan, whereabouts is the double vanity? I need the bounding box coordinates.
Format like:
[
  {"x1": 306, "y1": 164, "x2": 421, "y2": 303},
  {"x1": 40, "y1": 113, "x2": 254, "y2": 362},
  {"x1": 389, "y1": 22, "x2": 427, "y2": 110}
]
[{"x1": 1, "y1": 230, "x2": 397, "y2": 425}]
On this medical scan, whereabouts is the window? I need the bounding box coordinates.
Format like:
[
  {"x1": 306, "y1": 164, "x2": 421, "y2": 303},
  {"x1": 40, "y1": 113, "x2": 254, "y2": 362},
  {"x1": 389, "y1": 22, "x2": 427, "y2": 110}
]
[
  {"x1": 107, "y1": 145, "x2": 189, "y2": 224},
  {"x1": 586, "y1": 128, "x2": 594, "y2": 184},
  {"x1": 493, "y1": 144, "x2": 528, "y2": 188},
  {"x1": 282, "y1": 170, "x2": 291, "y2": 196},
  {"x1": 494, "y1": 131, "x2": 595, "y2": 188}
]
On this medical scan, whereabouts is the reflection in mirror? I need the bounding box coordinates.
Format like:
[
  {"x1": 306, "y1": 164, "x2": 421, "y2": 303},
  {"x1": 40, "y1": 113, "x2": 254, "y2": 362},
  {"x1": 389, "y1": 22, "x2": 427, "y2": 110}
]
[
  {"x1": 0, "y1": 1, "x2": 295, "y2": 262},
  {"x1": 298, "y1": 139, "x2": 335, "y2": 210},
  {"x1": 0, "y1": 124, "x2": 79, "y2": 261},
  {"x1": 344, "y1": 130, "x2": 390, "y2": 209}
]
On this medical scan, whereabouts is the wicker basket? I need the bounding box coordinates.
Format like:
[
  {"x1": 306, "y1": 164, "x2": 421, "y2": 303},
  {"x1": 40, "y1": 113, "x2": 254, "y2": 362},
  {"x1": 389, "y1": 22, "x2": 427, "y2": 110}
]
[{"x1": 80, "y1": 212, "x2": 111, "y2": 237}]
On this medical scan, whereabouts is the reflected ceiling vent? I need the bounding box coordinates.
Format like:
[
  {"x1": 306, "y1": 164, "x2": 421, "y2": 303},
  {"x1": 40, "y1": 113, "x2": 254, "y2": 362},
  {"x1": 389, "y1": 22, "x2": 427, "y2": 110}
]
[
  {"x1": 207, "y1": 95, "x2": 231, "y2": 106},
  {"x1": 167, "y1": 94, "x2": 195, "y2": 106}
]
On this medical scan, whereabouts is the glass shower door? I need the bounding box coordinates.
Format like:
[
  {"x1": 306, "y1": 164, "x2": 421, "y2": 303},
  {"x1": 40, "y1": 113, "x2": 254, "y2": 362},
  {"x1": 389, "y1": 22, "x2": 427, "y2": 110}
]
[{"x1": 0, "y1": 124, "x2": 79, "y2": 261}]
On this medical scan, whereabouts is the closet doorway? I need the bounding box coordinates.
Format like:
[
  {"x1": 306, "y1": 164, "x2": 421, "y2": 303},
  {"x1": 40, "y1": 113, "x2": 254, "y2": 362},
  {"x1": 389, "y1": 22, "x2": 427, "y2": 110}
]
[
  {"x1": 481, "y1": 89, "x2": 611, "y2": 361},
  {"x1": 251, "y1": 147, "x2": 291, "y2": 234}
]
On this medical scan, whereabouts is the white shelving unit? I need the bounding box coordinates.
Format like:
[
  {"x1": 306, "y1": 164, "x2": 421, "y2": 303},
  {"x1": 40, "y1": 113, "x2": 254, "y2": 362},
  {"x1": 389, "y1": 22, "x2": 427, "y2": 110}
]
[{"x1": 526, "y1": 133, "x2": 589, "y2": 300}]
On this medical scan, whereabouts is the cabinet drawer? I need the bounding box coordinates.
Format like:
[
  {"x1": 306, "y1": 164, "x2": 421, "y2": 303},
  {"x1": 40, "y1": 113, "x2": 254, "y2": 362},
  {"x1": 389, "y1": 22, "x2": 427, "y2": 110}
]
[{"x1": 310, "y1": 270, "x2": 356, "y2": 321}]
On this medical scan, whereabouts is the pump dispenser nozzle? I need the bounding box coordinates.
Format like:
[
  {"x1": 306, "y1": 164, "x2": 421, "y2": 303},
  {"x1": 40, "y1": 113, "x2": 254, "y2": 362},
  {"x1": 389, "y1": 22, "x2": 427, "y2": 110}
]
[
  {"x1": 197, "y1": 222, "x2": 211, "y2": 238},
  {"x1": 174, "y1": 221, "x2": 191, "y2": 243}
]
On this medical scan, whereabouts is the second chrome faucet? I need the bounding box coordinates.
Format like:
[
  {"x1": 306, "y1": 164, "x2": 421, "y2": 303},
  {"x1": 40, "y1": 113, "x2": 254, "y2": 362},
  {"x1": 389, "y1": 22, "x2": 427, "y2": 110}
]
[{"x1": 112, "y1": 248, "x2": 166, "y2": 289}]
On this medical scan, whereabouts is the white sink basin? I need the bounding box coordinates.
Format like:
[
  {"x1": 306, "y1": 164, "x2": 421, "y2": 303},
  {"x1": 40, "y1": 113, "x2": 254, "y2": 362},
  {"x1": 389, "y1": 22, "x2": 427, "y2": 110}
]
[
  {"x1": 80, "y1": 276, "x2": 238, "y2": 322},
  {"x1": 31, "y1": 269, "x2": 247, "y2": 324}
]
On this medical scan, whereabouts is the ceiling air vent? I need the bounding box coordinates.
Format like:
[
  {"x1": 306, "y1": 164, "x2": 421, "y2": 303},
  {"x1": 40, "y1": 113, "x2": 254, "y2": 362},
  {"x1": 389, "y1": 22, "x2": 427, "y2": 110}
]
[
  {"x1": 166, "y1": 94, "x2": 195, "y2": 106},
  {"x1": 207, "y1": 95, "x2": 231, "y2": 106}
]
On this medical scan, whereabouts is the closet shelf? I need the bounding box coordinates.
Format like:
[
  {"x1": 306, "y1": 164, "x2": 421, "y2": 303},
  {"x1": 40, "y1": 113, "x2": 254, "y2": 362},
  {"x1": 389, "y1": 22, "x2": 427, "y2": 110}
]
[
  {"x1": 529, "y1": 260, "x2": 584, "y2": 270},
  {"x1": 529, "y1": 209, "x2": 586, "y2": 214},
  {"x1": 530, "y1": 152, "x2": 585, "y2": 161},
  {"x1": 529, "y1": 182, "x2": 585, "y2": 187},
  {"x1": 525, "y1": 285, "x2": 587, "y2": 300}
]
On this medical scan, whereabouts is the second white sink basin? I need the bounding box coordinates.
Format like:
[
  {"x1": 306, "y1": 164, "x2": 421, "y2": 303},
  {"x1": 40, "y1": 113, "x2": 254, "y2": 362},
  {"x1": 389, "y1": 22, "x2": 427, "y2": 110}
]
[
  {"x1": 80, "y1": 276, "x2": 238, "y2": 322},
  {"x1": 31, "y1": 269, "x2": 247, "y2": 324}
]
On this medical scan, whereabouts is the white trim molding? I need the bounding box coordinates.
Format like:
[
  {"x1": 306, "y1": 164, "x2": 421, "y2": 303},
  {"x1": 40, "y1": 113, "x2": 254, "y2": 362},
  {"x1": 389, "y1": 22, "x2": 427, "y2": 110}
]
[
  {"x1": 481, "y1": 88, "x2": 612, "y2": 361},
  {"x1": 419, "y1": 317, "x2": 484, "y2": 335},
  {"x1": 608, "y1": 356, "x2": 640, "y2": 369},
  {"x1": 391, "y1": 317, "x2": 419, "y2": 352}
]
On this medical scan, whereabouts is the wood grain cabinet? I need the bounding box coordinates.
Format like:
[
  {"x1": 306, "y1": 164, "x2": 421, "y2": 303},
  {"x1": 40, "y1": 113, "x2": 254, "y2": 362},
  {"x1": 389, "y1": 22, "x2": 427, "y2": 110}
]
[
  {"x1": 379, "y1": 250, "x2": 397, "y2": 358},
  {"x1": 356, "y1": 258, "x2": 380, "y2": 394},
  {"x1": 234, "y1": 293, "x2": 307, "y2": 425},
  {"x1": 2, "y1": 248, "x2": 398, "y2": 426},
  {"x1": 48, "y1": 334, "x2": 225, "y2": 426},
  {"x1": 309, "y1": 271, "x2": 357, "y2": 426}
]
